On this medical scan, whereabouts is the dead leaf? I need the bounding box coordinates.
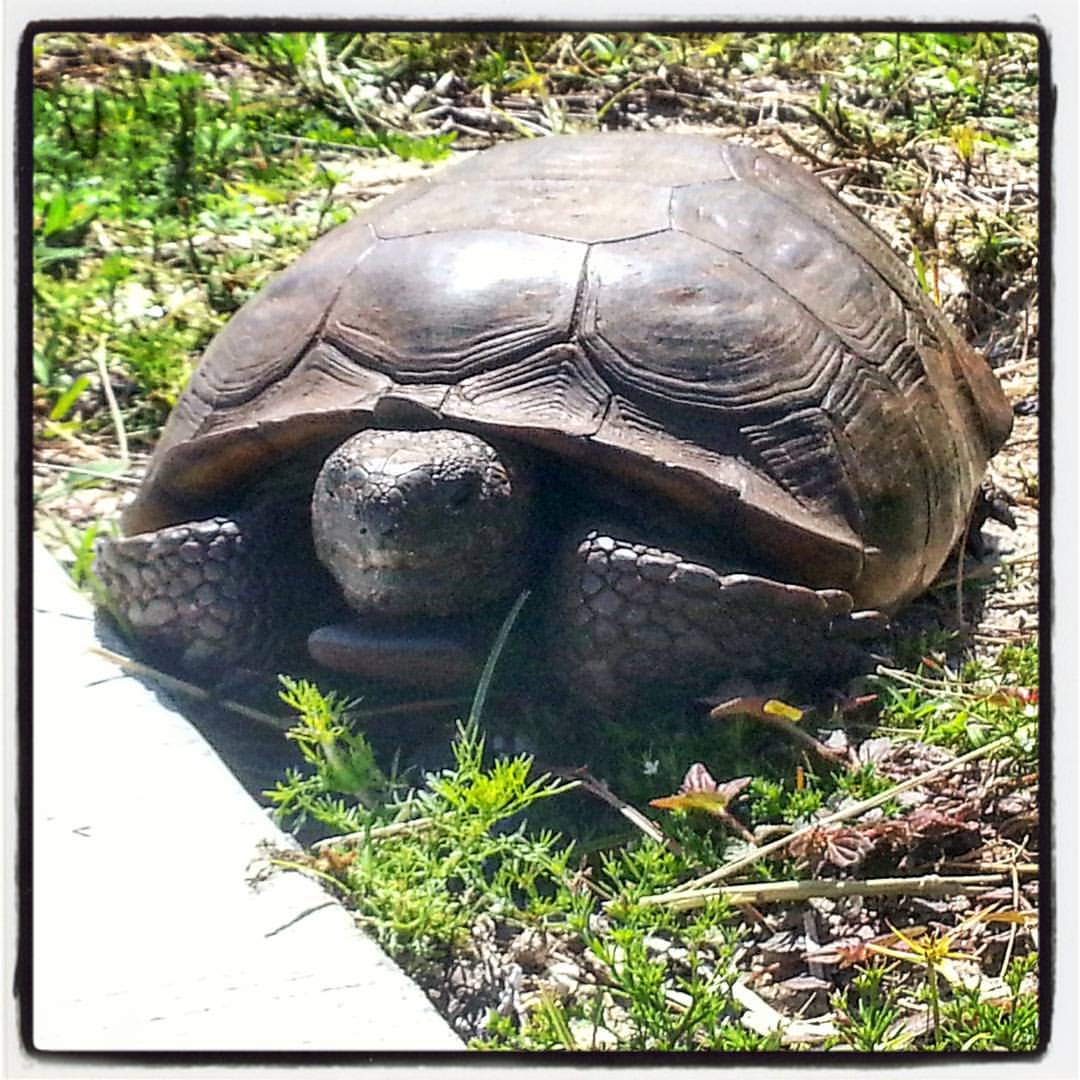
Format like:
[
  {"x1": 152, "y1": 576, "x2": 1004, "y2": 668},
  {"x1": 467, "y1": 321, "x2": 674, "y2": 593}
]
[
  {"x1": 788, "y1": 824, "x2": 873, "y2": 872},
  {"x1": 709, "y1": 694, "x2": 804, "y2": 722}
]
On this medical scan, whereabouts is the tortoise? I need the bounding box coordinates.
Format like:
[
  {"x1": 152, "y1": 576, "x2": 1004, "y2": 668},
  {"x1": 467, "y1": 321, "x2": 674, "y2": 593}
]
[{"x1": 97, "y1": 133, "x2": 1013, "y2": 712}]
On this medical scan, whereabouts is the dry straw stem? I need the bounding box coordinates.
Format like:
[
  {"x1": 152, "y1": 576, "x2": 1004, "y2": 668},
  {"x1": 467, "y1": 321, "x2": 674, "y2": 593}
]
[
  {"x1": 93, "y1": 340, "x2": 129, "y2": 466},
  {"x1": 557, "y1": 766, "x2": 680, "y2": 852},
  {"x1": 36, "y1": 459, "x2": 141, "y2": 485},
  {"x1": 90, "y1": 643, "x2": 475, "y2": 729},
  {"x1": 638, "y1": 872, "x2": 1008, "y2": 913},
  {"x1": 999, "y1": 863, "x2": 1023, "y2": 976},
  {"x1": 89, "y1": 643, "x2": 291, "y2": 730},
  {"x1": 645, "y1": 735, "x2": 1012, "y2": 905},
  {"x1": 312, "y1": 816, "x2": 436, "y2": 851},
  {"x1": 939, "y1": 859, "x2": 1038, "y2": 876},
  {"x1": 930, "y1": 550, "x2": 1039, "y2": 592}
]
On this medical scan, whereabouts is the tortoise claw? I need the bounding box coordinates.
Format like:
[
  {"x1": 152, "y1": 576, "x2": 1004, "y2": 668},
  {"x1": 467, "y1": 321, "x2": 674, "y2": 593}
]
[
  {"x1": 965, "y1": 478, "x2": 1018, "y2": 557},
  {"x1": 829, "y1": 609, "x2": 890, "y2": 642}
]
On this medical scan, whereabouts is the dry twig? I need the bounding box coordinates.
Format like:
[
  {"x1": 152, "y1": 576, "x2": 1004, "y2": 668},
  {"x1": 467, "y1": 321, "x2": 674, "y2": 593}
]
[
  {"x1": 554, "y1": 765, "x2": 681, "y2": 853},
  {"x1": 639, "y1": 873, "x2": 1008, "y2": 913}
]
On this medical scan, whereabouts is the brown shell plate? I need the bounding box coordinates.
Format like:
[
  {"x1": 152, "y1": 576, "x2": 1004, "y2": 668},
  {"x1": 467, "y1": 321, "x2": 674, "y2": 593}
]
[{"x1": 124, "y1": 133, "x2": 1012, "y2": 610}]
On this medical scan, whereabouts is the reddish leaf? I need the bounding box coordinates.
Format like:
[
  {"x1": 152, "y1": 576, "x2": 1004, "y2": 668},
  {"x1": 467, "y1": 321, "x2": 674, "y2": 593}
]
[
  {"x1": 806, "y1": 937, "x2": 872, "y2": 968},
  {"x1": 649, "y1": 764, "x2": 751, "y2": 817},
  {"x1": 810, "y1": 928, "x2": 928, "y2": 968},
  {"x1": 681, "y1": 761, "x2": 721, "y2": 793},
  {"x1": 981, "y1": 686, "x2": 1038, "y2": 707}
]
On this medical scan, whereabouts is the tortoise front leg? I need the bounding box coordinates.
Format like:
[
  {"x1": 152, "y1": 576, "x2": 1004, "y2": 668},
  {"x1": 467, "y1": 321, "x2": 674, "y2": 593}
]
[
  {"x1": 95, "y1": 510, "x2": 333, "y2": 673},
  {"x1": 546, "y1": 525, "x2": 887, "y2": 713}
]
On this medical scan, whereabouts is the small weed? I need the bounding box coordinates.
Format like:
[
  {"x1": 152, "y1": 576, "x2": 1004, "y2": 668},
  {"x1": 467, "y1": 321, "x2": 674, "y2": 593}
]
[
  {"x1": 829, "y1": 963, "x2": 911, "y2": 1051},
  {"x1": 867, "y1": 909, "x2": 991, "y2": 1048},
  {"x1": 268, "y1": 672, "x2": 577, "y2": 959},
  {"x1": 938, "y1": 953, "x2": 1039, "y2": 1051},
  {"x1": 874, "y1": 642, "x2": 1038, "y2": 766},
  {"x1": 749, "y1": 775, "x2": 825, "y2": 825}
]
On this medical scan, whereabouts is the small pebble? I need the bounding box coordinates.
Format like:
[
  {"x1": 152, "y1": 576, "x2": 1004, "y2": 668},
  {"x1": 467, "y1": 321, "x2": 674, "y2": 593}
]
[{"x1": 402, "y1": 84, "x2": 429, "y2": 110}]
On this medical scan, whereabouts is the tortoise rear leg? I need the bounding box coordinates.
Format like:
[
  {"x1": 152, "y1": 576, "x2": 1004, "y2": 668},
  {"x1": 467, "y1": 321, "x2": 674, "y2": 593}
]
[
  {"x1": 546, "y1": 526, "x2": 887, "y2": 714},
  {"x1": 95, "y1": 510, "x2": 334, "y2": 674}
]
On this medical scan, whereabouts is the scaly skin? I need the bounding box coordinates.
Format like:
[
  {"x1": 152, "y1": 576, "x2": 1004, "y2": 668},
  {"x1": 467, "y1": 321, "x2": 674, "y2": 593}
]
[
  {"x1": 96, "y1": 513, "x2": 277, "y2": 670},
  {"x1": 545, "y1": 526, "x2": 887, "y2": 711}
]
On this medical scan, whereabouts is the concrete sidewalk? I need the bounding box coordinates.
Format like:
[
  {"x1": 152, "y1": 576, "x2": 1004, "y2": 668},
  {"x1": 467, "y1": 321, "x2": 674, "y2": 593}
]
[{"x1": 31, "y1": 541, "x2": 463, "y2": 1052}]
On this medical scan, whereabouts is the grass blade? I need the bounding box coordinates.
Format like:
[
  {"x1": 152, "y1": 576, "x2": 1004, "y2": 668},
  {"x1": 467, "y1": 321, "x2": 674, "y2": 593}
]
[{"x1": 469, "y1": 588, "x2": 530, "y2": 725}]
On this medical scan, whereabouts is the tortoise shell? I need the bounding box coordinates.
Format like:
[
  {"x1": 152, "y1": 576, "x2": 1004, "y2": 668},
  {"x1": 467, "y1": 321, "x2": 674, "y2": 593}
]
[{"x1": 122, "y1": 133, "x2": 1012, "y2": 610}]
